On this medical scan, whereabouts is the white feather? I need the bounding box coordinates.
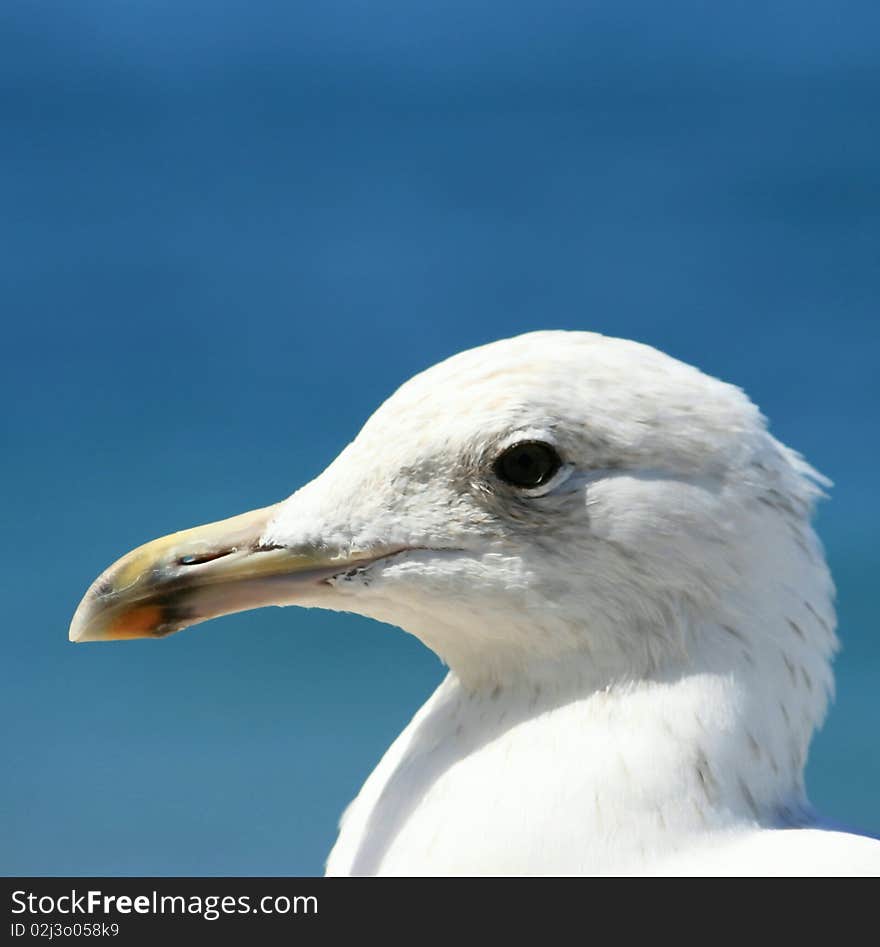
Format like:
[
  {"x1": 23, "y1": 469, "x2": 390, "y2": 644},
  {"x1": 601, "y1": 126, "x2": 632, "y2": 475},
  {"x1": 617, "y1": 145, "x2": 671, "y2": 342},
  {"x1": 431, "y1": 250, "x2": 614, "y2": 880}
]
[{"x1": 259, "y1": 331, "x2": 878, "y2": 875}]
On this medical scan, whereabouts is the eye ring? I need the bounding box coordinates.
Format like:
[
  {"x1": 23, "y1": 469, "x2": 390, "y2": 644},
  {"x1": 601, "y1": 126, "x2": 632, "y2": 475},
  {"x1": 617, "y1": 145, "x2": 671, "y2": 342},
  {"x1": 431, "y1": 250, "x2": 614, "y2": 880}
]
[{"x1": 493, "y1": 441, "x2": 563, "y2": 490}]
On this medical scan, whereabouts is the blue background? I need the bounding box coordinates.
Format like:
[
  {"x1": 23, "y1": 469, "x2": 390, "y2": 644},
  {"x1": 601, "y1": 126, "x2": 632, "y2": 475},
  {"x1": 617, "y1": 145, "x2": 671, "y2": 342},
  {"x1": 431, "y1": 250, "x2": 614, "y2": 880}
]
[{"x1": 2, "y1": 1, "x2": 878, "y2": 874}]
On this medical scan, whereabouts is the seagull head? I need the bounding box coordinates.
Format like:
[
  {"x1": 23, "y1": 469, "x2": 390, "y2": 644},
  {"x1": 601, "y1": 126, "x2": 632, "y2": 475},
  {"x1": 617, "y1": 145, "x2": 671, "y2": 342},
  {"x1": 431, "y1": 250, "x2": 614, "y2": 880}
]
[{"x1": 70, "y1": 331, "x2": 835, "y2": 693}]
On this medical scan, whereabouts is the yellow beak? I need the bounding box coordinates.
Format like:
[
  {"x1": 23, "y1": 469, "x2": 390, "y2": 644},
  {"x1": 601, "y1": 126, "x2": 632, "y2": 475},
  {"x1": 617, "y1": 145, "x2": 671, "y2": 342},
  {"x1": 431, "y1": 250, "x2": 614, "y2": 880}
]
[{"x1": 68, "y1": 503, "x2": 386, "y2": 643}]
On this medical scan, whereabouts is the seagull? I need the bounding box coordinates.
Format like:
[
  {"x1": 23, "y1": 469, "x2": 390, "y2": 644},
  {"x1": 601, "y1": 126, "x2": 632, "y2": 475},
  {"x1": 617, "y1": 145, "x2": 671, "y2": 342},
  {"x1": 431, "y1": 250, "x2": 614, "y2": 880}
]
[{"x1": 70, "y1": 331, "x2": 880, "y2": 875}]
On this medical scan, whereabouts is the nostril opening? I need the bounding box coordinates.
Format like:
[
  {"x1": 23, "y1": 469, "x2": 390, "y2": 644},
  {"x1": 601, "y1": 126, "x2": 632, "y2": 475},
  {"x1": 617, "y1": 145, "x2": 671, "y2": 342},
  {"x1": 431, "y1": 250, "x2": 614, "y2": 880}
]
[
  {"x1": 95, "y1": 577, "x2": 116, "y2": 598},
  {"x1": 177, "y1": 549, "x2": 234, "y2": 567},
  {"x1": 252, "y1": 541, "x2": 286, "y2": 553}
]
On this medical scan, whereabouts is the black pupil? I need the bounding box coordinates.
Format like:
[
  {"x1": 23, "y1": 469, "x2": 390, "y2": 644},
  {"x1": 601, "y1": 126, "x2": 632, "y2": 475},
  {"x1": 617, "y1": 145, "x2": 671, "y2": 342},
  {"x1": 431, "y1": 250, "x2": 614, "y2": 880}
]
[{"x1": 495, "y1": 442, "x2": 561, "y2": 488}]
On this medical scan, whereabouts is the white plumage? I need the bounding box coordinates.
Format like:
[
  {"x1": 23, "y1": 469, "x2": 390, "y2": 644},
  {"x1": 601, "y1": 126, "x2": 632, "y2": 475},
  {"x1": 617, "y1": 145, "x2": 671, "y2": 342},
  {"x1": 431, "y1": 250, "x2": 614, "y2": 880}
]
[{"x1": 72, "y1": 331, "x2": 880, "y2": 875}]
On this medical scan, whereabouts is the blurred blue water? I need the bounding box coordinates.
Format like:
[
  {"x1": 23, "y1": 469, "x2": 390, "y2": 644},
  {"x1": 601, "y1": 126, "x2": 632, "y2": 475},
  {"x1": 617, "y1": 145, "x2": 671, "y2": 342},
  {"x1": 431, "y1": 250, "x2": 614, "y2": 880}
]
[{"x1": 2, "y1": 2, "x2": 878, "y2": 874}]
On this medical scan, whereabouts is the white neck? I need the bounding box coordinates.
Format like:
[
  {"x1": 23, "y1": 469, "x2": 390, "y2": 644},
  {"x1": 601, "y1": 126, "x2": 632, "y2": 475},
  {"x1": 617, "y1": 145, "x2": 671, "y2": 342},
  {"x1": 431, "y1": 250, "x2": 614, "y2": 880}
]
[{"x1": 328, "y1": 609, "x2": 836, "y2": 875}]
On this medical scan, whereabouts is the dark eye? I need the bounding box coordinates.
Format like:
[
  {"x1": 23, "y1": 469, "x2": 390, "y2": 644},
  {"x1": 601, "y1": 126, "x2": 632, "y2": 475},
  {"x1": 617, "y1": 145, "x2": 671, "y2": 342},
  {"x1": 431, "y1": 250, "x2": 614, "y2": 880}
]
[{"x1": 494, "y1": 441, "x2": 562, "y2": 489}]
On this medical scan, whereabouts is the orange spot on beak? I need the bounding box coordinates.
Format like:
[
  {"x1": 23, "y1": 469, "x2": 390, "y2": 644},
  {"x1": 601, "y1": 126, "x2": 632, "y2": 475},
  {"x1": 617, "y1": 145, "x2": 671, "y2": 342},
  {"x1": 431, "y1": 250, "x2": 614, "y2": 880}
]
[{"x1": 108, "y1": 605, "x2": 165, "y2": 639}]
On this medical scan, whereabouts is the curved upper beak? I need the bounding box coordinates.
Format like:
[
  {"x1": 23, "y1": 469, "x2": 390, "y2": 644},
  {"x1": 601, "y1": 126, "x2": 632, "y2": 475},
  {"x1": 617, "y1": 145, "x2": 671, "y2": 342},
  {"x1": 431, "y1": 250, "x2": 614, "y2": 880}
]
[{"x1": 68, "y1": 503, "x2": 379, "y2": 643}]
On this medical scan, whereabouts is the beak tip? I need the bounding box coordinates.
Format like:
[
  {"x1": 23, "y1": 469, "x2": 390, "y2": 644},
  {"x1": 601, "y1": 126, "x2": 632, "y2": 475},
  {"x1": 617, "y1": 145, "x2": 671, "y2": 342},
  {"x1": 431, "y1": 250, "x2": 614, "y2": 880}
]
[
  {"x1": 68, "y1": 611, "x2": 92, "y2": 643},
  {"x1": 68, "y1": 600, "x2": 87, "y2": 642},
  {"x1": 69, "y1": 621, "x2": 89, "y2": 643},
  {"x1": 69, "y1": 590, "x2": 106, "y2": 642}
]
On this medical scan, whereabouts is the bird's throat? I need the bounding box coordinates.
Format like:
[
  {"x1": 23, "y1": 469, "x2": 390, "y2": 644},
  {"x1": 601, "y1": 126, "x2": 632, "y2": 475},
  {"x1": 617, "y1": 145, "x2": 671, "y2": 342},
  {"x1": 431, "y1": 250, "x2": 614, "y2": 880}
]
[{"x1": 326, "y1": 644, "x2": 811, "y2": 875}]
